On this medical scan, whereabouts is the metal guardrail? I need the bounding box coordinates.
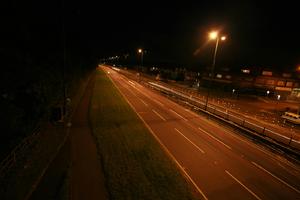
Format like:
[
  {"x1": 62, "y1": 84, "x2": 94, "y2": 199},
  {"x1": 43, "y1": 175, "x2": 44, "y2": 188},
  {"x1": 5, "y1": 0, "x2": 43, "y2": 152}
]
[
  {"x1": 0, "y1": 126, "x2": 41, "y2": 177},
  {"x1": 148, "y1": 82, "x2": 300, "y2": 152}
]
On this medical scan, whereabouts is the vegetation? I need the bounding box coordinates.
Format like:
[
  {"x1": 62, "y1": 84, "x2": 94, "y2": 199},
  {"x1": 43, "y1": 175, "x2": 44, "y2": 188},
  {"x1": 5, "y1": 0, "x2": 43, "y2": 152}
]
[{"x1": 89, "y1": 68, "x2": 198, "y2": 200}]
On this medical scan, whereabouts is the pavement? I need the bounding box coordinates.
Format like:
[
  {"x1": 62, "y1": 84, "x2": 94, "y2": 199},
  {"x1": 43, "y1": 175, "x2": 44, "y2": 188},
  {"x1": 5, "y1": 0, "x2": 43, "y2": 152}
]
[
  {"x1": 70, "y1": 74, "x2": 108, "y2": 200},
  {"x1": 104, "y1": 66, "x2": 300, "y2": 200}
]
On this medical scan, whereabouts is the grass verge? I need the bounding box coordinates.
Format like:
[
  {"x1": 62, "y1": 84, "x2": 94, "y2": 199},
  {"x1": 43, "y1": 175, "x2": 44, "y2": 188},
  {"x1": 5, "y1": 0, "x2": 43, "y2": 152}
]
[{"x1": 89, "y1": 68, "x2": 199, "y2": 200}]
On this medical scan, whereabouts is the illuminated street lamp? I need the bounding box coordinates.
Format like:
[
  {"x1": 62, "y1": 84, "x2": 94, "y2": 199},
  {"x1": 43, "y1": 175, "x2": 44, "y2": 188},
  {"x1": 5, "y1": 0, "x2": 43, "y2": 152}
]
[
  {"x1": 209, "y1": 31, "x2": 226, "y2": 76},
  {"x1": 205, "y1": 31, "x2": 227, "y2": 110},
  {"x1": 266, "y1": 90, "x2": 270, "y2": 97},
  {"x1": 138, "y1": 48, "x2": 144, "y2": 68},
  {"x1": 277, "y1": 94, "x2": 281, "y2": 100}
]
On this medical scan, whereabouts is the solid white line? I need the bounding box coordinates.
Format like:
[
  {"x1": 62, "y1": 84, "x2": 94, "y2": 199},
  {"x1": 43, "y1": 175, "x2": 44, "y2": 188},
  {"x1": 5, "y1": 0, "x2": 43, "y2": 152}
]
[
  {"x1": 174, "y1": 128, "x2": 205, "y2": 154},
  {"x1": 198, "y1": 127, "x2": 232, "y2": 150},
  {"x1": 225, "y1": 170, "x2": 262, "y2": 200},
  {"x1": 251, "y1": 161, "x2": 300, "y2": 194},
  {"x1": 170, "y1": 109, "x2": 188, "y2": 121},
  {"x1": 152, "y1": 109, "x2": 167, "y2": 121},
  {"x1": 139, "y1": 98, "x2": 148, "y2": 107}
]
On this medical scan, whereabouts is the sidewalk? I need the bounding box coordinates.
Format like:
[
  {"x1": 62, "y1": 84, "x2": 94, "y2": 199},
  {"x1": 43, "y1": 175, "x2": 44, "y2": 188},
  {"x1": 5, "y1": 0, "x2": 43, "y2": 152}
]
[{"x1": 70, "y1": 74, "x2": 108, "y2": 200}]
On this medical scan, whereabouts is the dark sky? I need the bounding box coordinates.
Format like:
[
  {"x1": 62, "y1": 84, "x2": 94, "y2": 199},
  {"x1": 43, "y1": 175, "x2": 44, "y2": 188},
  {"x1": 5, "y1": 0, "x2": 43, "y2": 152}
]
[{"x1": 2, "y1": 0, "x2": 300, "y2": 71}]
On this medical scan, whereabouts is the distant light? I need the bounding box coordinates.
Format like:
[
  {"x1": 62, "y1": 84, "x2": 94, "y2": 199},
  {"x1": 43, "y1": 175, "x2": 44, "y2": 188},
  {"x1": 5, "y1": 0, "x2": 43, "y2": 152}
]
[
  {"x1": 232, "y1": 89, "x2": 235, "y2": 93},
  {"x1": 138, "y1": 49, "x2": 142, "y2": 53},
  {"x1": 209, "y1": 31, "x2": 218, "y2": 40},
  {"x1": 241, "y1": 69, "x2": 250, "y2": 74},
  {"x1": 221, "y1": 36, "x2": 226, "y2": 41},
  {"x1": 297, "y1": 65, "x2": 300, "y2": 72},
  {"x1": 277, "y1": 95, "x2": 281, "y2": 100},
  {"x1": 267, "y1": 90, "x2": 270, "y2": 94},
  {"x1": 216, "y1": 74, "x2": 222, "y2": 78}
]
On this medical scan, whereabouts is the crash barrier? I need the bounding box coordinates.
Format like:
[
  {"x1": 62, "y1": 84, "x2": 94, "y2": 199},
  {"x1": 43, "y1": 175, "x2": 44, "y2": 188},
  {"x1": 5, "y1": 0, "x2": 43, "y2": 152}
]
[{"x1": 148, "y1": 82, "x2": 300, "y2": 151}]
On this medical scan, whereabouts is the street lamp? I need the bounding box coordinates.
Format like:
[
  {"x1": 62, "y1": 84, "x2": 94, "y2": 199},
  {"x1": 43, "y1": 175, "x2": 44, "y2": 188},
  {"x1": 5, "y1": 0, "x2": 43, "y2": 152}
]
[
  {"x1": 138, "y1": 48, "x2": 144, "y2": 68},
  {"x1": 209, "y1": 31, "x2": 226, "y2": 77},
  {"x1": 277, "y1": 94, "x2": 281, "y2": 100},
  {"x1": 205, "y1": 31, "x2": 227, "y2": 110}
]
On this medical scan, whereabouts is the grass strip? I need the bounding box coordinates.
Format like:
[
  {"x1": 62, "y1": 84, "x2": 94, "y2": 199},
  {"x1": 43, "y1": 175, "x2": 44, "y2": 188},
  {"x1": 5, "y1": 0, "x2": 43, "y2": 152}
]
[{"x1": 90, "y1": 68, "x2": 199, "y2": 200}]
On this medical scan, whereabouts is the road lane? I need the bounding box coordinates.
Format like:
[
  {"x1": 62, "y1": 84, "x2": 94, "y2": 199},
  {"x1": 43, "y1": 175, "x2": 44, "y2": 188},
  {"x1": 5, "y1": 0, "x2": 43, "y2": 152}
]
[{"x1": 104, "y1": 66, "x2": 300, "y2": 199}]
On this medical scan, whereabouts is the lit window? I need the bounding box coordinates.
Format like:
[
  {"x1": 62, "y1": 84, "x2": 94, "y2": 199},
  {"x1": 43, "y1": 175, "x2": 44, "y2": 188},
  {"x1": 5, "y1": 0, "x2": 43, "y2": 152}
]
[
  {"x1": 262, "y1": 71, "x2": 272, "y2": 76},
  {"x1": 241, "y1": 69, "x2": 250, "y2": 74}
]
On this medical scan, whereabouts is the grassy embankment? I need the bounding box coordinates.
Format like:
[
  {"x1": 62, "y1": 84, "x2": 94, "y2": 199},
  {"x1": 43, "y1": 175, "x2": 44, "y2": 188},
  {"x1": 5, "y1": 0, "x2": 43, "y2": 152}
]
[{"x1": 89, "y1": 68, "x2": 199, "y2": 200}]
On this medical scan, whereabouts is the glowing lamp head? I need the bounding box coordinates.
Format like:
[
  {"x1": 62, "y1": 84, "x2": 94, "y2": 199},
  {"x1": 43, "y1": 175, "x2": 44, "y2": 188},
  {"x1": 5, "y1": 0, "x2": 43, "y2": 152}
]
[
  {"x1": 221, "y1": 36, "x2": 226, "y2": 41},
  {"x1": 209, "y1": 31, "x2": 218, "y2": 40},
  {"x1": 138, "y1": 49, "x2": 142, "y2": 53}
]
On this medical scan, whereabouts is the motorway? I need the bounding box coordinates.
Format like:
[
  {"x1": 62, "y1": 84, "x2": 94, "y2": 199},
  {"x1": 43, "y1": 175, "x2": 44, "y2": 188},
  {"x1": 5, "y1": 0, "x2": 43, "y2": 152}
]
[{"x1": 103, "y1": 66, "x2": 300, "y2": 200}]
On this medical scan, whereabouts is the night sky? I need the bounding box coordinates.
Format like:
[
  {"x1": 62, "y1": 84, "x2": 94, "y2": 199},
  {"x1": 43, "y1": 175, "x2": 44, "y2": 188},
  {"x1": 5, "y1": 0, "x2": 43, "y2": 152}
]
[{"x1": 2, "y1": 1, "x2": 300, "y2": 71}]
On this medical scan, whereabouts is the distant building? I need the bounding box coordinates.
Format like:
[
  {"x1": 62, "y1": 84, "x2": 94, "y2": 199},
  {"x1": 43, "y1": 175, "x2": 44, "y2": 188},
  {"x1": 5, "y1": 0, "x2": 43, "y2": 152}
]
[{"x1": 200, "y1": 66, "x2": 300, "y2": 99}]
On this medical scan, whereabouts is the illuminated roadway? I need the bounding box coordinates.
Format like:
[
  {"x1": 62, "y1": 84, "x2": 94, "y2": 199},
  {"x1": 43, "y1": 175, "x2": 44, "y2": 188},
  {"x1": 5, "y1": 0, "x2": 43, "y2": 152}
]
[{"x1": 103, "y1": 66, "x2": 300, "y2": 200}]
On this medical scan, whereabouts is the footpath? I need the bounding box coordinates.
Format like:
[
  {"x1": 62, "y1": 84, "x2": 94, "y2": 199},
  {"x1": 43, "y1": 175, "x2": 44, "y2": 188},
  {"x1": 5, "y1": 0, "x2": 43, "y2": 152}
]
[{"x1": 28, "y1": 73, "x2": 108, "y2": 200}]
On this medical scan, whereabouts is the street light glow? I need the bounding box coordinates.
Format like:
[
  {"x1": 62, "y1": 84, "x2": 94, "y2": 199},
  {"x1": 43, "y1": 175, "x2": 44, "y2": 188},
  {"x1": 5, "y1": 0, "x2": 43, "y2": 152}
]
[
  {"x1": 277, "y1": 95, "x2": 281, "y2": 100},
  {"x1": 138, "y1": 49, "x2": 142, "y2": 53},
  {"x1": 209, "y1": 31, "x2": 218, "y2": 40},
  {"x1": 221, "y1": 36, "x2": 226, "y2": 41}
]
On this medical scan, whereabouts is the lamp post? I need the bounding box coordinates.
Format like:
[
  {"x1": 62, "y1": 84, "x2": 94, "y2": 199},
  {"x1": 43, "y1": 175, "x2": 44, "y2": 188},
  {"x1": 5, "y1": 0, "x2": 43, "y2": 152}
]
[
  {"x1": 266, "y1": 90, "x2": 270, "y2": 98},
  {"x1": 138, "y1": 48, "x2": 144, "y2": 69},
  {"x1": 204, "y1": 31, "x2": 226, "y2": 110}
]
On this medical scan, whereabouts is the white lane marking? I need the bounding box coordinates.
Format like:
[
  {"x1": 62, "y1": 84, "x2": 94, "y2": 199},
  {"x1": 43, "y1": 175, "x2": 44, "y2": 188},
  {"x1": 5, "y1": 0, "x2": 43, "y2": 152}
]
[
  {"x1": 152, "y1": 109, "x2": 167, "y2": 121},
  {"x1": 152, "y1": 98, "x2": 164, "y2": 106},
  {"x1": 198, "y1": 127, "x2": 232, "y2": 150},
  {"x1": 125, "y1": 79, "x2": 165, "y2": 107},
  {"x1": 174, "y1": 128, "x2": 205, "y2": 154},
  {"x1": 110, "y1": 76, "x2": 208, "y2": 200},
  {"x1": 128, "y1": 80, "x2": 136, "y2": 85},
  {"x1": 184, "y1": 99, "x2": 299, "y2": 172},
  {"x1": 225, "y1": 170, "x2": 262, "y2": 200},
  {"x1": 170, "y1": 109, "x2": 188, "y2": 121},
  {"x1": 251, "y1": 161, "x2": 300, "y2": 194},
  {"x1": 139, "y1": 98, "x2": 149, "y2": 107},
  {"x1": 218, "y1": 124, "x2": 300, "y2": 173}
]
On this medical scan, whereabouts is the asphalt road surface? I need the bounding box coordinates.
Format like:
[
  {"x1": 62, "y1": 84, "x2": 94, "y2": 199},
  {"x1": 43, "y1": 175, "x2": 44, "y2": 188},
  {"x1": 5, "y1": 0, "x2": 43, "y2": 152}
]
[{"x1": 103, "y1": 66, "x2": 300, "y2": 200}]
